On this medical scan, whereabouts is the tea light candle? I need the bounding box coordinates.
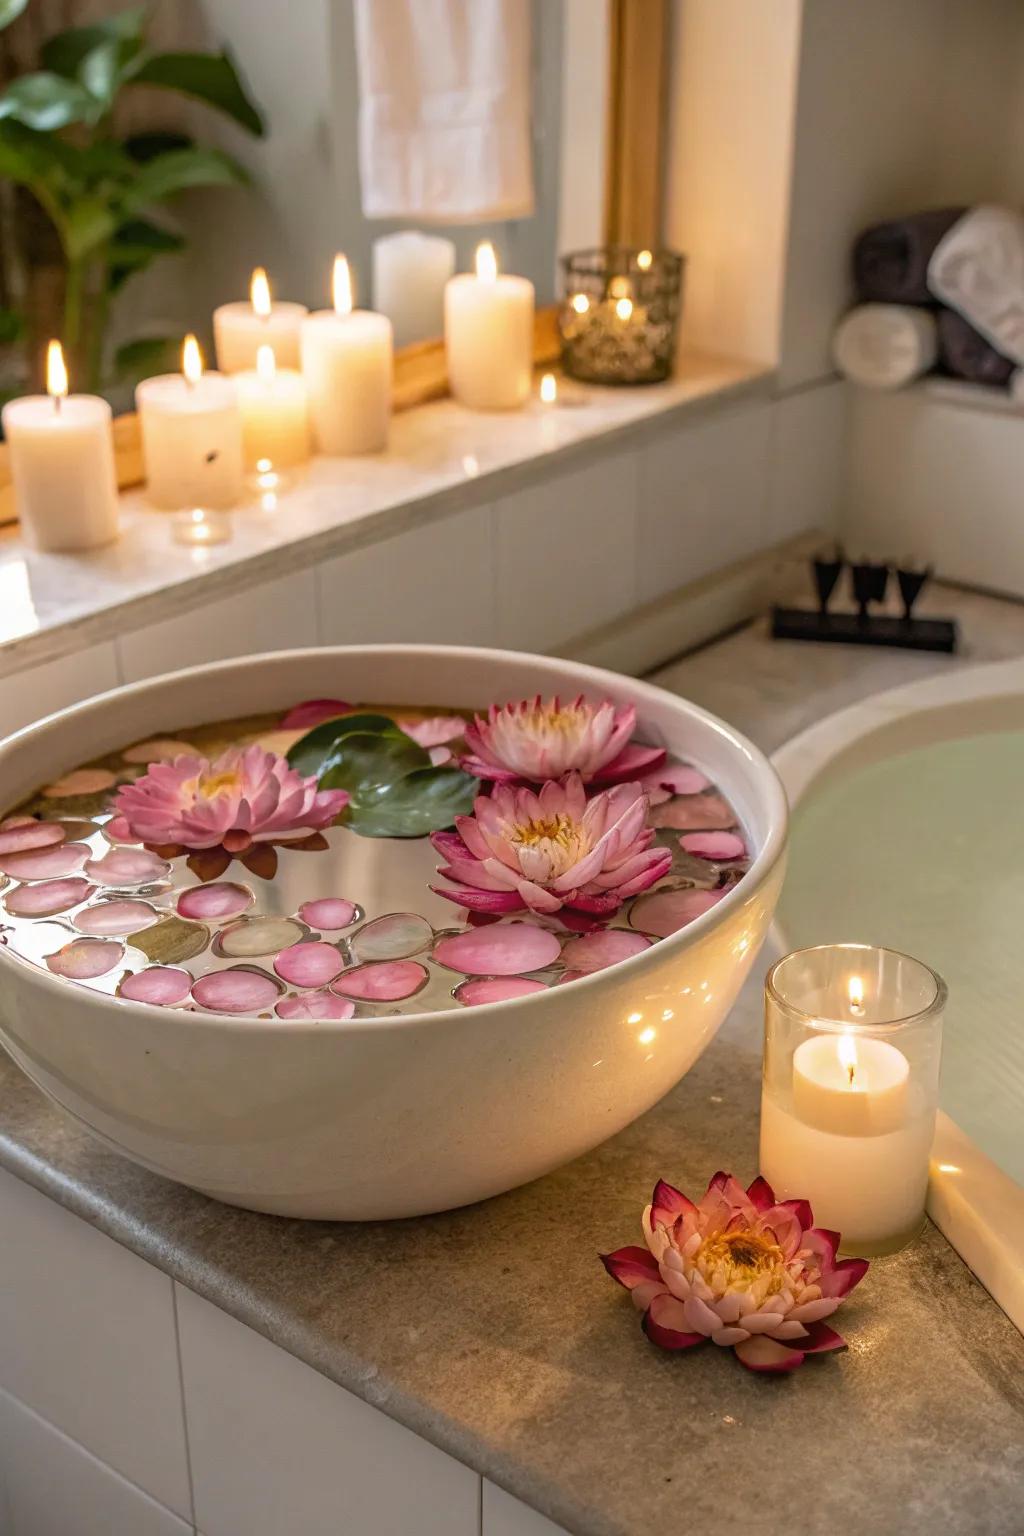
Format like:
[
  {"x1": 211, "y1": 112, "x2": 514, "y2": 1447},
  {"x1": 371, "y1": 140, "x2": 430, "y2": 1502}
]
[
  {"x1": 445, "y1": 241, "x2": 534, "y2": 411},
  {"x1": 1, "y1": 341, "x2": 119, "y2": 551},
  {"x1": 136, "y1": 335, "x2": 244, "y2": 510},
  {"x1": 300, "y1": 255, "x2": 392, "y2": 455},
  {"x1": 213, "y1": 267, "x2": 307, "y2": 373},
  {"x1": 235, "y1": 345, "x2": 310, "y2": 470},
  {"x1": 373, "y1": 231, "x2": 455, "y2": 346}
]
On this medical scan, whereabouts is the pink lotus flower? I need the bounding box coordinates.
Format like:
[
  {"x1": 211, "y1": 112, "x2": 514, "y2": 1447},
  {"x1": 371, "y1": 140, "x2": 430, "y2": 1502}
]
[
  {"x1": 462, "y1": 696, "x2": 665, "y2": 785},
  {"x1": 112, "y1": 746, "x2": 349, "y2": 875},
  {"x1": 602, "y1": 1172, "x2": 868, "y2": 1373},
  {"x1": 431, "y1": 772, "x2": 671, "y2": 915}
]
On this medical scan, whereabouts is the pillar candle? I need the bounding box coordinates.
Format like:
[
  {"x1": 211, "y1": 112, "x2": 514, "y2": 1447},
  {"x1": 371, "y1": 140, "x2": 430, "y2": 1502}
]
[
  {"x1": 373, "y1": 231, "x2": 455, "y2": 347},
  {"x1": 235, "y1": 345, "x2": 311, "y2": 470},
  {"x1": 136, "y1": 335, "x2": 244, "y2": 510},
  {"x1": 1, "y1": 341, "x2": 119, "y2": 551},
  {"x1": 213, "y1": 267, "x2": 308, "y2": 373},
  {"x1": 444, "y1": 241, "x2": 534, "y2": 411},
  {"x1": 300, "y1": 255, "x2": 392, "y2": 455}
]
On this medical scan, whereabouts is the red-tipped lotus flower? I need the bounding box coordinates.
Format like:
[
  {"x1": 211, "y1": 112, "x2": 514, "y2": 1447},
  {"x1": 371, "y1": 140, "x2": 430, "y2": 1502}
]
[
  {"x1": 602, "y1": 1172, "x2": 868, "y2": 1373},
  {"x1": 461, "y1": 696, "x2": 665, "y2": 785}
]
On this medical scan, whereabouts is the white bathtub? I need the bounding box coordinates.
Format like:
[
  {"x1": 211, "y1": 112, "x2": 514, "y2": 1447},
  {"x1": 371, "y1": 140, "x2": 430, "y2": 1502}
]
[{"x1": 773, "y1": 656, "x2": 1024, "y2": 1333}]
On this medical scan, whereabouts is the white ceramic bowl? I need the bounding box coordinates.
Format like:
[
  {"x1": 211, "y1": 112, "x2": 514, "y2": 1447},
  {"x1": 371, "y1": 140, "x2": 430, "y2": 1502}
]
[{"x1": 0, "y1": 646, "x2": 787, "y2": 1219}]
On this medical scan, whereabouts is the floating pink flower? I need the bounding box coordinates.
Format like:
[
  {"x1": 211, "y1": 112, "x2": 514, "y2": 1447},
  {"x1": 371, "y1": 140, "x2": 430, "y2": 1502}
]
[
  {"x1": 602, "y1": 1171, "x2": 868, "y2": 1373},
  {"x1": 461, "y1": 696, "x2": 665, "y2": 785},
  {"x1": 113, "y1": 746, "x2": 349, "y2": 859},
  {"x1": 431, "y1": 773, "x2": 671, "y2": 916}
]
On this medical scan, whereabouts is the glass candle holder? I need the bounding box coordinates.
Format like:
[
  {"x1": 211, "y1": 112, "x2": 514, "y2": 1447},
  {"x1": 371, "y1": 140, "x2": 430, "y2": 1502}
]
[
  {"x1": 558, "y1": 247, "x2": 684, "y2": 385},
  {"x1": 760, "y1": 944, "x2": 945, "y2": 1257}
]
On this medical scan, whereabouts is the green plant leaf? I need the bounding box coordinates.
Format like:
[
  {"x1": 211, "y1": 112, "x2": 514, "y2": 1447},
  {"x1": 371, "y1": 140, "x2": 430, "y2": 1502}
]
[
  {"x1": 108, "y1": 217, "x2": 185, "y2": 290},
  {"x1": 78, "y1": 38, "x2": 124, "y2": 111},
  {"x1": 346, "y1": 765, "x2": 479, "y2": 839},
  {"x1": 123, "y1": 129, "x2": 192, "y2": 163},
  {"x1": 286, "y1": 714, "x2": 405, "y2": 779},
  {"x1": 318, "y1": 732, "x2": 430, "y2": 798},
  {"x1": 41, "y1": 8, "x2": 148, "y2": 78},
  {"x1": 0, "y1": 0, "x2": 29, "y2": 31},
  {"x1": 112, "y1": 334, "x2": 182, "y2": 382},
  {"x1": 121, "y1": 145, "x2": 247, "y2": 212},
  {"x1": 127, "y1": 49, "x2": 264, "y2": 136},
  {"x1": 0, "y1": 73, "x2": 96, "y2": 131},
  {"x1": 0, "y1": 306, "x2": 23, "y2": 344},
  {"x1": 63, "y1": 196, "x2": 117, "y2": 260}
]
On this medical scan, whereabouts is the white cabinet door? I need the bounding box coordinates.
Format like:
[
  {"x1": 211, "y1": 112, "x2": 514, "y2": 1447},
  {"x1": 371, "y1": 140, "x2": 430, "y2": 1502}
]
[{"x1": 483, "y1": 1479, "x2": 570, "y2": 1535}]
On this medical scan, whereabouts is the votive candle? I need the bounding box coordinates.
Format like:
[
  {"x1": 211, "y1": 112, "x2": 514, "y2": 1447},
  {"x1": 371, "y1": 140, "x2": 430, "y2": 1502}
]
[
  {"x1": 300, "y1": 255, "x2": 392, "y2": 455},
  {"x1": 373, "y1": 230, "x2": 455, "y2": 346},
  {"x1": 213, "y1": 267, "x2": 307, "y2": 373},
  {"x1": 235, "y1": 345, "x2": 310, "y2": 471},
  {"x1": 136, "y1": 335, "x2": 244, "y2": 510},
  {"x1": 445, "y1": 241, "x2": 534, "y2": 411}
]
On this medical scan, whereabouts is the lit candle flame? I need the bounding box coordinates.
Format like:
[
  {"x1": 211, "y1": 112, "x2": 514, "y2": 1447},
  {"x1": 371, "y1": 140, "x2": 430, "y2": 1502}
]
[
  {"x1": 256, "y1": 344, "x2": 277, "y2": 383},
  {"x1": 571, "y1": 292, "x2": 590, "y2": 315},
  {"x1": 250, "y1": 266, "x2": 272, "y2": 318},
  {"x1": 848, "y1": 975, "x2": 865, "y2": 1015},
  {"x1": 182, "y1": 334, "x2": 203, "y2": 386},
  {"x1": 332, "y1": 254, "x2": 353, "y2": 316},
  {"x1": 838, "y1": 1033, "x2": 858, "y2": 1087},
  {"x1": 475, "y1": 240, "x2": 498, "y2": 282},
  {"x1": 637, "y1": 249, "x2": 653, "y2": 271},
  {"x1": 615, "y1": 296, "x2": 634, "y2": 322},
  {"x1": 539, "y1": 372, "x2": 557, "y2": 404},
  {"x1": 46, "y1": 339, "x2": 68, "y2": 407}
]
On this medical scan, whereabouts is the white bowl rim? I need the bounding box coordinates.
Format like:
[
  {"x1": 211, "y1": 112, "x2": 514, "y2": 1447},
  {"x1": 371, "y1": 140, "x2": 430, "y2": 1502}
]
[{"x1": 0, "y1": 643, "x2": 788, "y2": 1034}]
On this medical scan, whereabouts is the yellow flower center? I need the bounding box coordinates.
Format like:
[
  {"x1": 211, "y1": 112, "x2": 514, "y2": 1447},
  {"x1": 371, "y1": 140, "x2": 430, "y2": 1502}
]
[
  {"x1": 197, "y1": 770, "x2": 241, "y2": 799},
  {"x1": 513, "y1": 814, "x2": 576, "y2": 849},
  {"x1": 696, "y1": 1228, "x2": 787, "y2": 1295}
]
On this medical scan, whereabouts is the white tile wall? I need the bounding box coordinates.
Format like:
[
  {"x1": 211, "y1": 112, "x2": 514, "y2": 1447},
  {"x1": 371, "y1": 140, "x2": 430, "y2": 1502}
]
[
  {"x1": 636, "y1": 401, "x2": 773, "y2": 605},
  {"x1": 483, "y1": 1480, "x2": 570, "y2": 1535},
  {"x1": 317, "y1": 505, "x2": 494, "y2": 646},
  {"x1": 0, "y1": 1171, "x2": 192, "y2": 1521},
  {"x1": 117, "y1": 570, "x2": 318, "y2": 684},
  {"x1": 176, "y1": 1284, "x2": 479, "y2": 1536},
  {"x1": 493, "y1": 456, "x2": 638, "y2": 651},
  {"x1": 0, "y1": 640, "x2": 120, "y2": 736},
  {"x1": 0, "y1": 1389, "x2": 192, "y2": 1536},
  {"x1": 767, "y1": 381, "x2": 845, "y2": 544}
]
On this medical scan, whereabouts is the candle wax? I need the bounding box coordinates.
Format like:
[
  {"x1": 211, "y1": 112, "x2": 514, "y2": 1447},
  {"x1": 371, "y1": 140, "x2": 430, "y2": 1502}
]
[
  {"x1": 213, "y1": 300, "x2": 308, "y2": 373},
  {"x1": 136, "y1": 372, "x2": 244, "y2": 511},
  {"x1": 445, "y1": 271, "x2": 534, "y2": 411},
  {"x1": 1, "y1": 394, "x2": 118, "y2": 552}
]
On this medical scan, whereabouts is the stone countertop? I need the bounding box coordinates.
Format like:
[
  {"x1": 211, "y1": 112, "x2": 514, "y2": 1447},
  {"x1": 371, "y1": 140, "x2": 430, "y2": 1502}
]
[{"x1": 2, "y1": 586, "x2": 1024, "y2": 1535}]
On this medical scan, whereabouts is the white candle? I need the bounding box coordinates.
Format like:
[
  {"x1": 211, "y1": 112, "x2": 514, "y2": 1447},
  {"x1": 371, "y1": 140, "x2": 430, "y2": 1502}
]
[
  {"x1": 300, "y1": 255, "x2": 392, "y2": 455},
  {"x1": 1, "y1": 341, "x2": 119, "y2": 552},
  {"x1": 445, "y1": 242, "x2": 535, "y2": 411},
  {"x1": 373, "y1": 231, "x2": 455, "y2": 347},
  {"x1": 136, "y1": 335, "x2": 244, "y2": 510},
  {"x1": 235, "y1": 345, "x2": 311, "y2": 471},
  {"x1": 213, "y1": 267, "x2": 307, "y2": 373}
]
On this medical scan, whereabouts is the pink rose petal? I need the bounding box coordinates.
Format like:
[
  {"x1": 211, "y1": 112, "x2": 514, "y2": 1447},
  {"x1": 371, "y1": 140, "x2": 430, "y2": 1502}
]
[
  {"x1": 121, "y1": 738, "x2": 195, "y2": 764},
  {"x1": 455, "y1": 976, "x2": 547, "y2": 1006},
  {"x1": 680, "y1": 831, "x2": 746, "y2": 862},
  {"x1": 280, "y1": 698, "x2": 352, "y2": 729},
  {"x1": 433, "y1": 924, "x2": 562, "y2": 976},
  {"x1": 0, "y1": 821, "x2": 65, "y2": 855},
  {"x1": 332, "y1": 960, "x2": 428, "y2": 1001},
  {"x1": 43, "y1": 768, "x2": 117, "y2": 798},
  {"x1": 397, "y1": 715, "x2": 467, "y2": 748},
  {"x1": 0, "y1": 815, "x2": 35, "y2": 829},
  {"x1": 74, "y1": 899, "x2": 158, "y2": 936},
  {"x1": 273, "y1": 941, "x2": 344, "y2": 987},
  {"x1": 649, "y1": 794, "x2": 737, "y2": 832},
  {"x1": 46, "y1": 938, "x2": 124, "y2": 979},
  {"x1": 101, "y1": 815, "x2": 133, "y2": 844},
  {"x1": 640, "y1": 763, "x2": 711, "y2": 803},
  {"x1": 191, "y1": 969, "x2": 282, "y2": 1014},
  {"x1": 561, "y1": 929, "x2": 652, "y2": 973},
  {"x1": 119, "y1": 966, "x2": 193, "y2": 1006},
  {"x1": 177, "y1": 882, "x2": 254, "y2": 921},
  {"x1": 4, "y1": 876, "x2": 95, "y2": 917},
  {"x1": 276, "y1": 991, "x2": 355, "y2": 1021},
  {"x1": 0, "y1": 842, "x2": 90, "y2": 880},
  {"x1": 298, "y1": 898, "x2": 357, "y2": 931},
  {"x1": 629, "y1": 886, "x2": 728, "y2": 937},
  {"x1": 85, "y1": 847, "x2": 171, "y2": 885}
]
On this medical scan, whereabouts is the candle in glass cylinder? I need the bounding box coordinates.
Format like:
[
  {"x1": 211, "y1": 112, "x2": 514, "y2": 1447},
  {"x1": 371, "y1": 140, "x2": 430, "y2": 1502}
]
[
  {"x1": 235, "y1": 345, "x2": 310, "y2": 471},
  {"x1": 1, "y1": 341, "x2": 119, "y2": 551},
  {"x1": 373, "y1": 230, "x2": 455, "y2": 346},
  {"x1": 445, "y1": 241, "x2": 534, "y2": 410},
  {"x1": 136, "y1": 335, "x2": 244, "y2": 510},
  {"x1": 213, "y1": 267, "x2": 307, "y2": 373},
  {"x1": 300, "y1": 255, "x2": 392, "y2": 455}
]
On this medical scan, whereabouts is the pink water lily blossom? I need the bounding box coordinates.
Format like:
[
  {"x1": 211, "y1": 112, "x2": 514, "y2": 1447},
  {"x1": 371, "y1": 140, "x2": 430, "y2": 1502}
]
[
  {"x1": 431, "y1": 772, "x2": 671, "y2": 916},
  {"x1": 462, "y1": 696, "x2": 665, "y2": 785},
  {"x1": 602, "y1": 1172, "x2": 868, "y2": 1373},
  {"x1": 113, "y1": 745, "x2": 349, "y2": 859}
]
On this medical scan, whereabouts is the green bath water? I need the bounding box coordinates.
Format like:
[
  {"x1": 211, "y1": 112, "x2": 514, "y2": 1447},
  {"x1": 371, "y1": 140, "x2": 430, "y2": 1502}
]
[{"x1": 779, "y1": 728, "x2": 1024, "y2": 1185}]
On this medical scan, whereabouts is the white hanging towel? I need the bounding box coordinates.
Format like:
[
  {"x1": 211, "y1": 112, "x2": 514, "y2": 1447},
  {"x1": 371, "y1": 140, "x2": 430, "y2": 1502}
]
[
  {"x1": 353, "y1": 0, "x2": 534, "y2": 223},
  {"x1": 928, "y1": 205, "x2": 1024, "y2": 366}
]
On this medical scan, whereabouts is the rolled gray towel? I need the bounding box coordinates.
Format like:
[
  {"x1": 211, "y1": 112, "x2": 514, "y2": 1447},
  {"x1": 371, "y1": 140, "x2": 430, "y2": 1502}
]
[
  {"x1": 853, "y1": 208, "x2": 965, "y2": 304},
  {"x1": 937, "y1": 307, "x2": 1014, "y2": 386}
]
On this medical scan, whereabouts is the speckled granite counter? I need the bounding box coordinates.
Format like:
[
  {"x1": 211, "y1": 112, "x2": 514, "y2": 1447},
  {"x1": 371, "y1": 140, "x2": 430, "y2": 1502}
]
[{"x1": 2, "y1": 590, "x2": 1024, "y2": 1535}]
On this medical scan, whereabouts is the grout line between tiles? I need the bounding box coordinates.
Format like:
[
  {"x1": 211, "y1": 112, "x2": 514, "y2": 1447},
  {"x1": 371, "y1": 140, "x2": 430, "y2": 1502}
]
[{"x1": 171, "y1": 1279, "x2": 199, "y2": 1532}]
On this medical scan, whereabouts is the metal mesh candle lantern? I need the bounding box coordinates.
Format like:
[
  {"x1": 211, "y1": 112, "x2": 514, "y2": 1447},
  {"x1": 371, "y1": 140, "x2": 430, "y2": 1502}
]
[
  {"x1": 558, "y1": 247, "x2": 684, "y2": 384},
  {"x1": 760, "y1": 944, "x2": 945, "y2": 1257}
]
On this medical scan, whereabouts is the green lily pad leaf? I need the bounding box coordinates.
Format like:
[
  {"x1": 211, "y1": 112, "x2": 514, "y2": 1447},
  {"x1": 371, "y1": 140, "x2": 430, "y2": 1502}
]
[
  {"x1": 346, "y1": 766, "x2": 479, "y2": 839},
  {"x1": 318, "y1": 732, "x2": 429, "y2": 799},
  {"x1": 287, "y1": 713, "x2": 410, "y2": 779}
]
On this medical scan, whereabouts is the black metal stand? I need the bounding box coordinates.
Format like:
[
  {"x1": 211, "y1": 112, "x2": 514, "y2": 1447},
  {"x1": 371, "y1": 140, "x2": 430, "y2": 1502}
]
[{"x1": 771, "y1": 607, "x2": 958, "y2": 653}]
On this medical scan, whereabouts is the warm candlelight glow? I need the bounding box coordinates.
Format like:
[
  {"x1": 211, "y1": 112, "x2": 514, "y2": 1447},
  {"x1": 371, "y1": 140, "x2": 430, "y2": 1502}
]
[
  {"x1": 182, "y1": 333, "x2": 203, "y2": 385},
  {"x1": 332, "y1": 254, "x2": 353, "y2": 316},
  {"x1": 838, "y1": 1033, "x2": 858, "y2": 1087},
  {"x1": 637, "y1": 249, "x2": 653, "y2": 271},
  {"x1": 475, "y1": 240, "x2": 498, "y2": 283},
  {"x1": 46, "y1": 339, "x2": 68, "y2": 402},
  {"x1": 250, "y1": 266, "x2": 272, "y2": 318},
  {"x1": 539, "y1": 372, "x2": 557, "y2": 404},
  {"x1": 256, "y1": 344, "x2": 277, "y2": 383},
  {"x1": 848, "y1": 974, "x2": 865, "y2": 1015},
  {"x1": 615, "y1": 296, "x2": 634, "y2": 322},
  {"x1": 571, "y1": 292, "x2": 590, "y2": 314}
]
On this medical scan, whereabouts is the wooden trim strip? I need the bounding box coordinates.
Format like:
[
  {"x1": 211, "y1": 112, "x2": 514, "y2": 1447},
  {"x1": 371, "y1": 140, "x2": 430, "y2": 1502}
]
[{"x1": 603, "y1": 0, "x2": 669, "y2": 249}]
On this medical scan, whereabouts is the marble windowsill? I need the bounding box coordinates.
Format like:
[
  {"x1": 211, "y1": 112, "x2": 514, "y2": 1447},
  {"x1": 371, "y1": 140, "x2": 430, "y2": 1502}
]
[{"x1": 0, "y1": 353, "x2": 771, "y2": 675}]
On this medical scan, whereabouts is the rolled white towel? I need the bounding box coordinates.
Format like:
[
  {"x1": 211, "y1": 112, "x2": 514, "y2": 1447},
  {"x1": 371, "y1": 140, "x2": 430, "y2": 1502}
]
[
  {"x1": 928, "y1": 205, "x2": 1024, "y2": 366},
  {"x1": 832, "y1": 304, "x2": 938, "y2": 389}
]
